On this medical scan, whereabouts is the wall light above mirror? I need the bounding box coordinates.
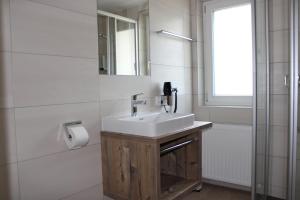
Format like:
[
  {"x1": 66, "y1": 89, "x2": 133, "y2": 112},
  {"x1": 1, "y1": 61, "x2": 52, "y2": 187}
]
[{"x1": 97, "y1": 0, "x2": 150, "y2": 76}]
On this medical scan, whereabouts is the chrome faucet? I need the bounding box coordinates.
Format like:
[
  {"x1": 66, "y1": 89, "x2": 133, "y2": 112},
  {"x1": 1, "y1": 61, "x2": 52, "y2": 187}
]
[{"x1": 131, "y1": 93, "x2": 147, "y2": 117}]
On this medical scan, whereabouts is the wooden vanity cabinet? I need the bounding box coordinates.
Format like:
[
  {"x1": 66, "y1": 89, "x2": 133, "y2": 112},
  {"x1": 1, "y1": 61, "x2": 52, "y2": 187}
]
[{"x1": 101, "y1": 122, "x2": 212, "y2": 200}]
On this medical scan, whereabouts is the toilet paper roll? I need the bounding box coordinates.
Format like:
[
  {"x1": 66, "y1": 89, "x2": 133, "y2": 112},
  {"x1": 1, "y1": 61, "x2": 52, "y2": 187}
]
[{"x1": 64, "y1": 125, "x2": 89, "y2": 150}]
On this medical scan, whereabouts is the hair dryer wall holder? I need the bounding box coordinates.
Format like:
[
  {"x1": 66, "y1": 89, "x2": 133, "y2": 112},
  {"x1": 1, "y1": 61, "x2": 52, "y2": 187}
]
[{"x1": 160, "y1": 87, "x2": 178, "y2": 113}]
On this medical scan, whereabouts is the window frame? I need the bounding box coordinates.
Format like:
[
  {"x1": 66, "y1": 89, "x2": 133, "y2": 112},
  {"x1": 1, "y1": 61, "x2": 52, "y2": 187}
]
[{"x1": 203, "y1": 0, "x2": 253, "y2": 106}]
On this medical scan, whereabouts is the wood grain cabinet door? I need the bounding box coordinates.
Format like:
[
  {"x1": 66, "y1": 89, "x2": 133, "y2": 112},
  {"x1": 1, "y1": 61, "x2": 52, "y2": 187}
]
[{"x1": 102, "y1": 136, "x2": 159, "y2": 200}]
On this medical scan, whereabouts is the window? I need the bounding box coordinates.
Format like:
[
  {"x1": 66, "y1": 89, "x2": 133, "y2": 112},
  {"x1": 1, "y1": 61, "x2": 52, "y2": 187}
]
[{"x1": 203, "y1": 0, "x2": 253, "y2": 106}]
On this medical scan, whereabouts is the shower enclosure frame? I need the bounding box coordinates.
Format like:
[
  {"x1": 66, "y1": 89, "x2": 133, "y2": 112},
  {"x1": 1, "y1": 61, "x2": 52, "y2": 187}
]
[
  {"x1": 251, "y1": 0, "x2": 257, "y2": 199},
  {"x1": 288, "y1": 0, "x2": 299, "y2": 199},
  {"x1": 251, "y1": 0, "x2": 271, "y2": 199},
  {"x1": 252, "y1": 0, "x2": 300, "y2": 199}
]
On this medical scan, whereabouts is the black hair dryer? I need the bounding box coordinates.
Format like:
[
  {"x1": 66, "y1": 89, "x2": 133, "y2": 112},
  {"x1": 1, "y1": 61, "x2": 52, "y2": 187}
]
[{"x1": 162, "y1": 82, "x2": 178, "y2": 113}]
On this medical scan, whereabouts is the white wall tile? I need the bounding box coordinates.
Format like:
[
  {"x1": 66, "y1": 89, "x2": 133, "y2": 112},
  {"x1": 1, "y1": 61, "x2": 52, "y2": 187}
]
[
  {"x1": 100, "y1": 97, "x2": 159, "y2": 119},
  {"x1": 151, "y1": 64, "x2": 186, "y2": 95},
  {"x1": 15, "y1": 103, "x2": 100, "y2": 161},
  {"x1": 149, "y1": 0, "x2": 191, "y2": 67},
  {"x1": 270, "y1": 125, "x2": 288, "y2": 158},
  {"x1": 194, "y1": 109, "x2": 209, "y2": 121},
  {"x1": 100, "y1": 99, "x2": 131, "y2": 118},
  {"x1": 176, "y1": 94, "x2": 192, "y2": 113},
  {"x1": 184, "y1": 67, "x2": 192, "y2": 95},
  {"x1": 183, "y1": 40, "x2": 192, "y2": 67},
  {"x1": 185, "y1": 95, "x2": 193, "y2": 113},
  {"x1": 29, "y1": 0, "x2": 97, "y2": 16},
  {"x1": 19, "y1": 144, "x2": 102, "y2": 200},
  {"x1": 12, "y1": 53, "x2": 99, "y2": 107},
  {"x1": 0, "y1": 163, "x2": 19, "y2": 200},
  {"x1": 270, "y1": 30, "x2": 289, "y2": 63},
  {"x1": 150, "y1": 0, "x2": 190, "y2": 35},
  {"x1": 61, "y1": 185, "x2": 101, "y2": 200},
  {"x1": 269, "y1": 0, "x2": 289, "y2": 31},
  {"x1": 131, "y1": 97, "x2": 160, "y2": 113},
  {"x1": 150, "y1": 34, "x2": 191, "y2": 67},
  {"x1": 270, "y1": 94, "x2": 288, "y2": 126},
  {"x1": 270, "y1": 63, "x2": 288, "y2": 95},
  {"x1": 0, "y1": 0, "x2": 11, "y2": 51},
  {"x1": 0, "y1": 52, "x2": 14, "y2": 108},
  {"x1": 10, "y1": 0, "x2": 97, "y2": 58},
  {"x1": 209, "y1": 107, "x2": 252, "y2": 125},
  {"x1": 269, "y1": 157, "x2": 287, "y2": 198},
  {"x1": 99, "y1": 75, "x2": 153, "y2": 101},
  {"x1": 0, "y1": 109, "x2": 17, "y2": 165}
]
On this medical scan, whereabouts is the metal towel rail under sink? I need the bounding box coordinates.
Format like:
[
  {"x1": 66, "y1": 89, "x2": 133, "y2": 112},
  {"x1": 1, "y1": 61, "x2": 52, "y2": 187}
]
[{"x1": 160, "y1": 139, "x2": 194, "y2": 156}]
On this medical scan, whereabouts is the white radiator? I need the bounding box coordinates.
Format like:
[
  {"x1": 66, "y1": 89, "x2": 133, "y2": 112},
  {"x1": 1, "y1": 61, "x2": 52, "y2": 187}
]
[{"x1": 202, "y1": 124, "x2": 252, "y2": 187}]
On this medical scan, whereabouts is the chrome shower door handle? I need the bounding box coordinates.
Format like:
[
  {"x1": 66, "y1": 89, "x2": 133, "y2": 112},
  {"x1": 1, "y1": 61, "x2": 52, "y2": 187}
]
[
  {"x1": 284, "y1": 74, "x2": 300, "y2": 87},
  {"x1": 284, "y1": 74, "x2": 289, "y2": 87}
]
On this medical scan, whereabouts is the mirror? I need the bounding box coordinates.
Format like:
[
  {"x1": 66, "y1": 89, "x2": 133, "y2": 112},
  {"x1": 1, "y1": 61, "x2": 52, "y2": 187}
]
[{"x1": 97, "y1": 0, "x2": 150, "y2": 76}]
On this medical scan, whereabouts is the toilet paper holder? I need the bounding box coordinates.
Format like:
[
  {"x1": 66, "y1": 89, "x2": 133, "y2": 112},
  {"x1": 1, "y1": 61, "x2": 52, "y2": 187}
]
[{"x1": 63, "y1": 121, "x2": 82, "y2": 140}]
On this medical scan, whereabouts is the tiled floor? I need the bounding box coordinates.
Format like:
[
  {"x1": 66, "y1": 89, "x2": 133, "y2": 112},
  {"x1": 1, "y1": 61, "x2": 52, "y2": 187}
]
[{"x1": 183, "y1": 184, "x2": 251, "y2": 200}]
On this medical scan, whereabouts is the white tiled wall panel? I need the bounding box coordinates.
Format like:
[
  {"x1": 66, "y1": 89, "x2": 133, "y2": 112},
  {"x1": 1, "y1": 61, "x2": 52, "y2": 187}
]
[
  {"x1": 12, "y1": 53, "x2": 99, "y2": 107},
  {"x1": 19, "y1": 145, "x2": 101, "y2": 200},
  {"x1": 28, "y1": 0, "x2": 97, "y2": 16},
  {"x1": 270, "y1": 125, "x2": 288, "y2": 158},
  {"x1": 0, "y1": 109, "x2": 17, "y2": 165},
  {"x1": 0, "y1": 52, "x2": 14, "y2": 108},
  {"x1": 150, "y1": 0, "x2": 191, "y2": 67},
  {"x1": 10, "y1": 0, "x2": 98, "y2": 58},
  {"x1": 270, "y1": 63, "x2": 288, "y2": 95},
  {"x1": 99, "y1": 75, "x2": 153, "y2": 101},
  {"x1": 269, "y1": 30, "x2": 289, "y2": 63},
  {"x1": 151, "y1": 65, "x2": 186, "y2": 95},
  {"x1": 0, "y1": 0, "x2": 11, "y2": 51},
  {"x1": 269, "y1": 157, "x2": 287, "y2": 192},
  {"x1": 150, "y1": 34, "x2": 191, "y2": 68},
  {"x1": 150, "y1": 0, "x2": 190, "y2": 38},
  {"x1": 270, "y1": 94, "x2": 289, "y2": 126},
  {"x1": 15, "y1": 103, "x2": 100, "y2": 161},
  {"x1": 0, "y1": 163, "x2": 19, "y2": 200},
  {"x1": 269, "y1": 0, "x2": 289, "y2": 31}
]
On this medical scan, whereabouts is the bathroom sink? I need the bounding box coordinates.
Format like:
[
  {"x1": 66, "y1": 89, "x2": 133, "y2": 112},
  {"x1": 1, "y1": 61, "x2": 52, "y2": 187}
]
[{"x1": 101, "y1": 112, "x2": 195, "y2": 137}]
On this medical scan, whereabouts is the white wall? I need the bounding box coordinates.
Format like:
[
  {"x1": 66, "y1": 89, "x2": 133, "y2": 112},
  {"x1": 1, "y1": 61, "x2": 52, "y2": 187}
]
[{"x1": 0, "y1": 0, "x2": 193, "y2": 199}]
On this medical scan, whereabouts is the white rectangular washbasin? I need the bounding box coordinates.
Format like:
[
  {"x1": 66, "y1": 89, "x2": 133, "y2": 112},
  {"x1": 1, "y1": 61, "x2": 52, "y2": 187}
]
[{"x1": 101, "y1": 112, "x2": 195, "y2": 137}]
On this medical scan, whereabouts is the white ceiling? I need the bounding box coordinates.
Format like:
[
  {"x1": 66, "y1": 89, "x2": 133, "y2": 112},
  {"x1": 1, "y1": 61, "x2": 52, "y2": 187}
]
[{"x1": 98, "y1": 0, "x2": 148, "y2": 13}]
